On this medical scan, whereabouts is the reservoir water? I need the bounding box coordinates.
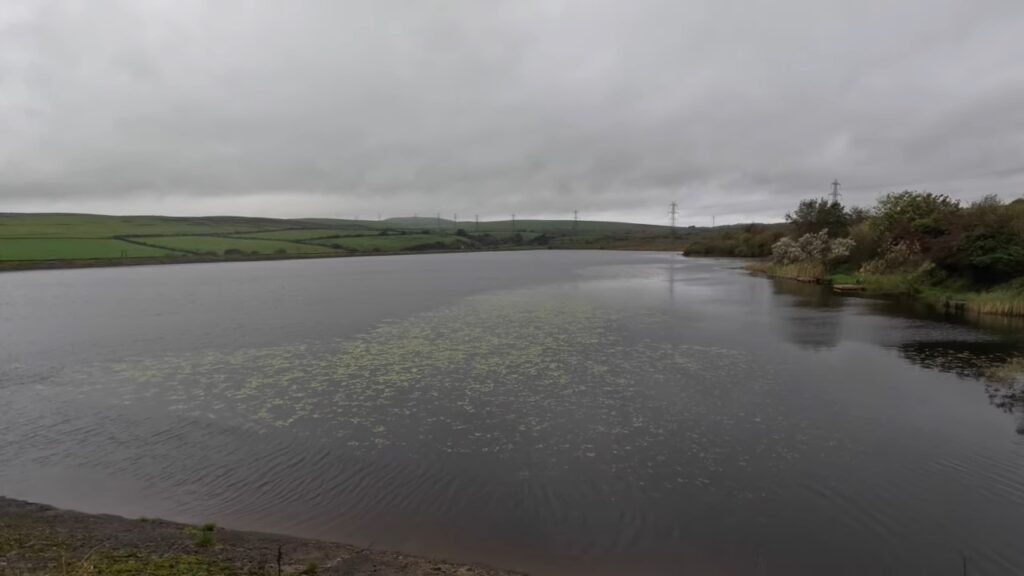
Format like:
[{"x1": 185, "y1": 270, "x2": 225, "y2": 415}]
[{"x1": 1, "y1": 251, "x2": 1022, "y2": 575}]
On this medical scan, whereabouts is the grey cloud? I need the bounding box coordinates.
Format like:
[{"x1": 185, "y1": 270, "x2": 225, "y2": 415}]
[{"x1": 1, "y1": 0, "x2": 1023, "y2": 224}]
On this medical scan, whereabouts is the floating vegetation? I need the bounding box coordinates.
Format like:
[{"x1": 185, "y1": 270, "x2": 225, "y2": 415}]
[{"x1": 69, "y1": 287, "x2": 800, "y2": 487}]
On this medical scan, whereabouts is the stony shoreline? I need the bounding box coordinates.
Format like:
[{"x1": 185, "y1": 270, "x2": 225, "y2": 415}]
[{"x1": 0, "y1": 497, "x2": 523, "y2": 576}]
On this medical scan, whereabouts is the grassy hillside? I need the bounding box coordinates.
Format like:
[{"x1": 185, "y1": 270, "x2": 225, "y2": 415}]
[
  {"x1": 0, "y1": 213, "x2": 296, "y2": 238},
  {"x1": 0, "y1": 212, "x2": 742, "y2": 270},
  {"x1": 380, "y1": 216, "x2": 456, "y2": 228},
  {"x1": 232, "y1": 228, "x2": 370, "y2": 241},
  {"x1": 129, "y1": 236, "x2": 337, "y2": 256},
  {"x1": 0, "y1": 238, "x2": 183, "y2": 260}
]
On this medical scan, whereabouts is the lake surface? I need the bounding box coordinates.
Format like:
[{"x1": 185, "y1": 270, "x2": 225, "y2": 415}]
[{"x1": 2, "y1": 251, "x2": 1023, "y2": 575}]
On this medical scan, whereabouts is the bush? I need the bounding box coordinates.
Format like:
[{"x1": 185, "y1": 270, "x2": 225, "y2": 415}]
[
  {"x1": 873, "y1": 190, "x2": 961, "y2": 244},
  {"x1": 184, "y1": 523, "x2": 216, "y2": 548},
  {"x1": 861, "y1": 241, "x2": 925, "y2": 275},
  {"x1": 960, "y1": 231, "x2": 1024, "y2": 283},
  {"x1": 770, "y1": 229, "x2": 854, "y2": 270}
]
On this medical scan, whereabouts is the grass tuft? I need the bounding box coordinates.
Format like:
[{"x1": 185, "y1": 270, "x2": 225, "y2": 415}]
[{"x1": 184, "y1": 523, "x2": 216, "y2": 548}]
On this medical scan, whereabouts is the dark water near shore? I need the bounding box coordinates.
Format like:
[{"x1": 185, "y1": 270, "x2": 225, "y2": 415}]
[{"x1": 2, "y1": 251, "x2": 1023, "y2": 575}]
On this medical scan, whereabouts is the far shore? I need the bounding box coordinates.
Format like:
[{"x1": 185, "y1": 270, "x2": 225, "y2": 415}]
[
  {"x1": 0, "y1": 246, "x2": 547, "y2": 274},
  {"x1": 0, "y1": 245, "x2": 699, "y2": 275},
  {"x1": 0, "y1": 496, "x2": 523, "y2": 576}
]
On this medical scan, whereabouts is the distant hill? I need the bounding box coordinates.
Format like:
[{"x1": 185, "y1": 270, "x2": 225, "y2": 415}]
[
  {"x1": 0, "y1": 212, "x2": 785, "y2": 270},
  {"x1": 376, "y1": 216, "x2": 673, "y2": 234},
  {"x1": 380, "y1": 216, "x2": 456, "y2": 227}
]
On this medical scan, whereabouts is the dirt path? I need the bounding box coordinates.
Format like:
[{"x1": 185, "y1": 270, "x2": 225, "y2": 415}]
[{"x1": 0, "y1": 498, "x2": 524, "y2": 576}]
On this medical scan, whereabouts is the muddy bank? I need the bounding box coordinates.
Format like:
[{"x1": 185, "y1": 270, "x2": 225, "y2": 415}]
[{"x1": 0, "y1": 498, "x2": 523, "y2": 576}]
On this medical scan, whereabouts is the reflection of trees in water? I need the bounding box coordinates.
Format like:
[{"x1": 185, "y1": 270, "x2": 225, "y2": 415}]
[
  {"x1": 780, "y1": 312, "x2": 843, "y2": 350},
  {"x1": 768, "y1": 276, "x2": 1024, "y2": 428},
  {"x1": 897, "y1": 340, "x2": 1014, "y2": 380},
  {"x1": 899, "y1": 340, "x2": 1024, "y2": 431},
  {"x1": 770, "y1": 278, "x2": 843, "y2": 309},
  {"x1": 770, "y1": 279, "x2": 844, "y2": 349},
  {"x1": 865, "y1": 297, "x2": 1024, "y2": 335}
]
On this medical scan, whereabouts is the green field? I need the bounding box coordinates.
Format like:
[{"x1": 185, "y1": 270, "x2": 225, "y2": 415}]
[
  {"x1": 308, "y1": 233, "x2": 473, "y2": 251},
  {"x1": 233, "y1": 228, "x2": 371, "y2": 241},
  {"x1": 0, "y1": 238, "x2": 183, "y2": 261},
  {"x1": 0, "y1": 214, "x2": 302, "y2": 238},
  {"x1": 132, "y1": 236, "x2": 337, "y2": 255}
]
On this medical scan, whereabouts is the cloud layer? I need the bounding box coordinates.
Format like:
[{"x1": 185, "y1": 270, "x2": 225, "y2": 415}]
[{"x1": 2, "y1": 0, "x2": 1023, "y2": 224}]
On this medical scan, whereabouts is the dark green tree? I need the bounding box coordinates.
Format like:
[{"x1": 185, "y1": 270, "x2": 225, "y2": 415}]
[
  {"x1": 785, "y1": 198, "x2": 849, "y2": 237},
  {"x1": 872, "y1": 191, "x2": 960, "y2": 242}
]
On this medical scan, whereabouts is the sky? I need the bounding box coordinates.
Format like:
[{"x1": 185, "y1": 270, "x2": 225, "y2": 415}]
[{"x1": 2, "y1": 0, "x2": 1023, "y2": 225}]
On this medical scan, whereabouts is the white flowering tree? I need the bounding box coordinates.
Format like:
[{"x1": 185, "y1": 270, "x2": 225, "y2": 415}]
[{"x1": 771, "y1": 229, "x2": 854, "y2": 269}]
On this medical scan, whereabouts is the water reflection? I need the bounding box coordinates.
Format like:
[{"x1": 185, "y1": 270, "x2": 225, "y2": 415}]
[
  {"x1": 667, "y1": 254, "x2": 677, "y2": 300},
  {"x1": 762, "y1": 271, "x2": 1024, "y2": 425},
  {"x1": 769, "y1": 277, "x2": 844, "y2": 310},
  {"x1": 768, "y1": 278, "x2": 844, "y2": 350},
  {"x1": 897, "y1": 340, "x2": 1013, "y2": 380}
]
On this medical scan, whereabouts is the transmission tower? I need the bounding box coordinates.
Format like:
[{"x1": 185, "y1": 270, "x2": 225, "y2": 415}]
[
  {"x1": 475, "y1": 214, "x2": 480, "y2": 232},
  {"x1": 512, "y1": 214, "x2": 516, "y2": 231},
  {"x1": 669, "y1": 202, "x2": 678, "y2": 236},
  {"x1": 573, "y1": 210, "x2": 579, "y2": 232},
  {"x1": 831, "y1": 179, "x2": 841, "y2": 203},
  {"x1": 453, "y1": 213, "x2": 458, "y2": 228}
]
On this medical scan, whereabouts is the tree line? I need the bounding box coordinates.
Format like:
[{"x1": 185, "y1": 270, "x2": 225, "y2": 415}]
[{"x1": 772, "y1": 192, "x2": 1024, "y2": 287}]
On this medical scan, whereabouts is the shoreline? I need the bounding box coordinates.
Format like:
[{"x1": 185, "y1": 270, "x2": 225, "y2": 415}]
[
  {"x1": 0, "y1": 245, "x2": 691, "y2": 275},
  {"x1": 744, "y1": 260, "x2": 1024, "y2": 318},
  {"x1": 0, "y1": 496, "x2": 523, "y2": 576},
  {"x1": 0, "y1": 246, "x2": 545, "y2": 274}
]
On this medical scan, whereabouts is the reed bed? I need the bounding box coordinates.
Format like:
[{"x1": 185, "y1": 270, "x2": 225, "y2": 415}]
[{"x1": 965, "y1": 290, "x2": 1024, "y2": 316}]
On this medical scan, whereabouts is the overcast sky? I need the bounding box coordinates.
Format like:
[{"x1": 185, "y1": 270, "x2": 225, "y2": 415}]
[{"x1": 2, "y1": 0, "x2": 1023, "y2": 225}]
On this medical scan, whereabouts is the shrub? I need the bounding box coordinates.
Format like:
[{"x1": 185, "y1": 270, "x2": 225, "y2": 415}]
[
  {"x1": 873, "y1": 190, "x2": 961, "y2": 244},
  {"x1": 771, "y1": 237, "x2": 804, "y2": 264},
  {"x1": 771, "y1": 230, "x2": 855, "y2": 270},
  {"x1": 861, "y1": 241, "x2": 925, "y2": 275},
  {"x1": 184, "y1": 523, "x2": 216, "y2": 548}
]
